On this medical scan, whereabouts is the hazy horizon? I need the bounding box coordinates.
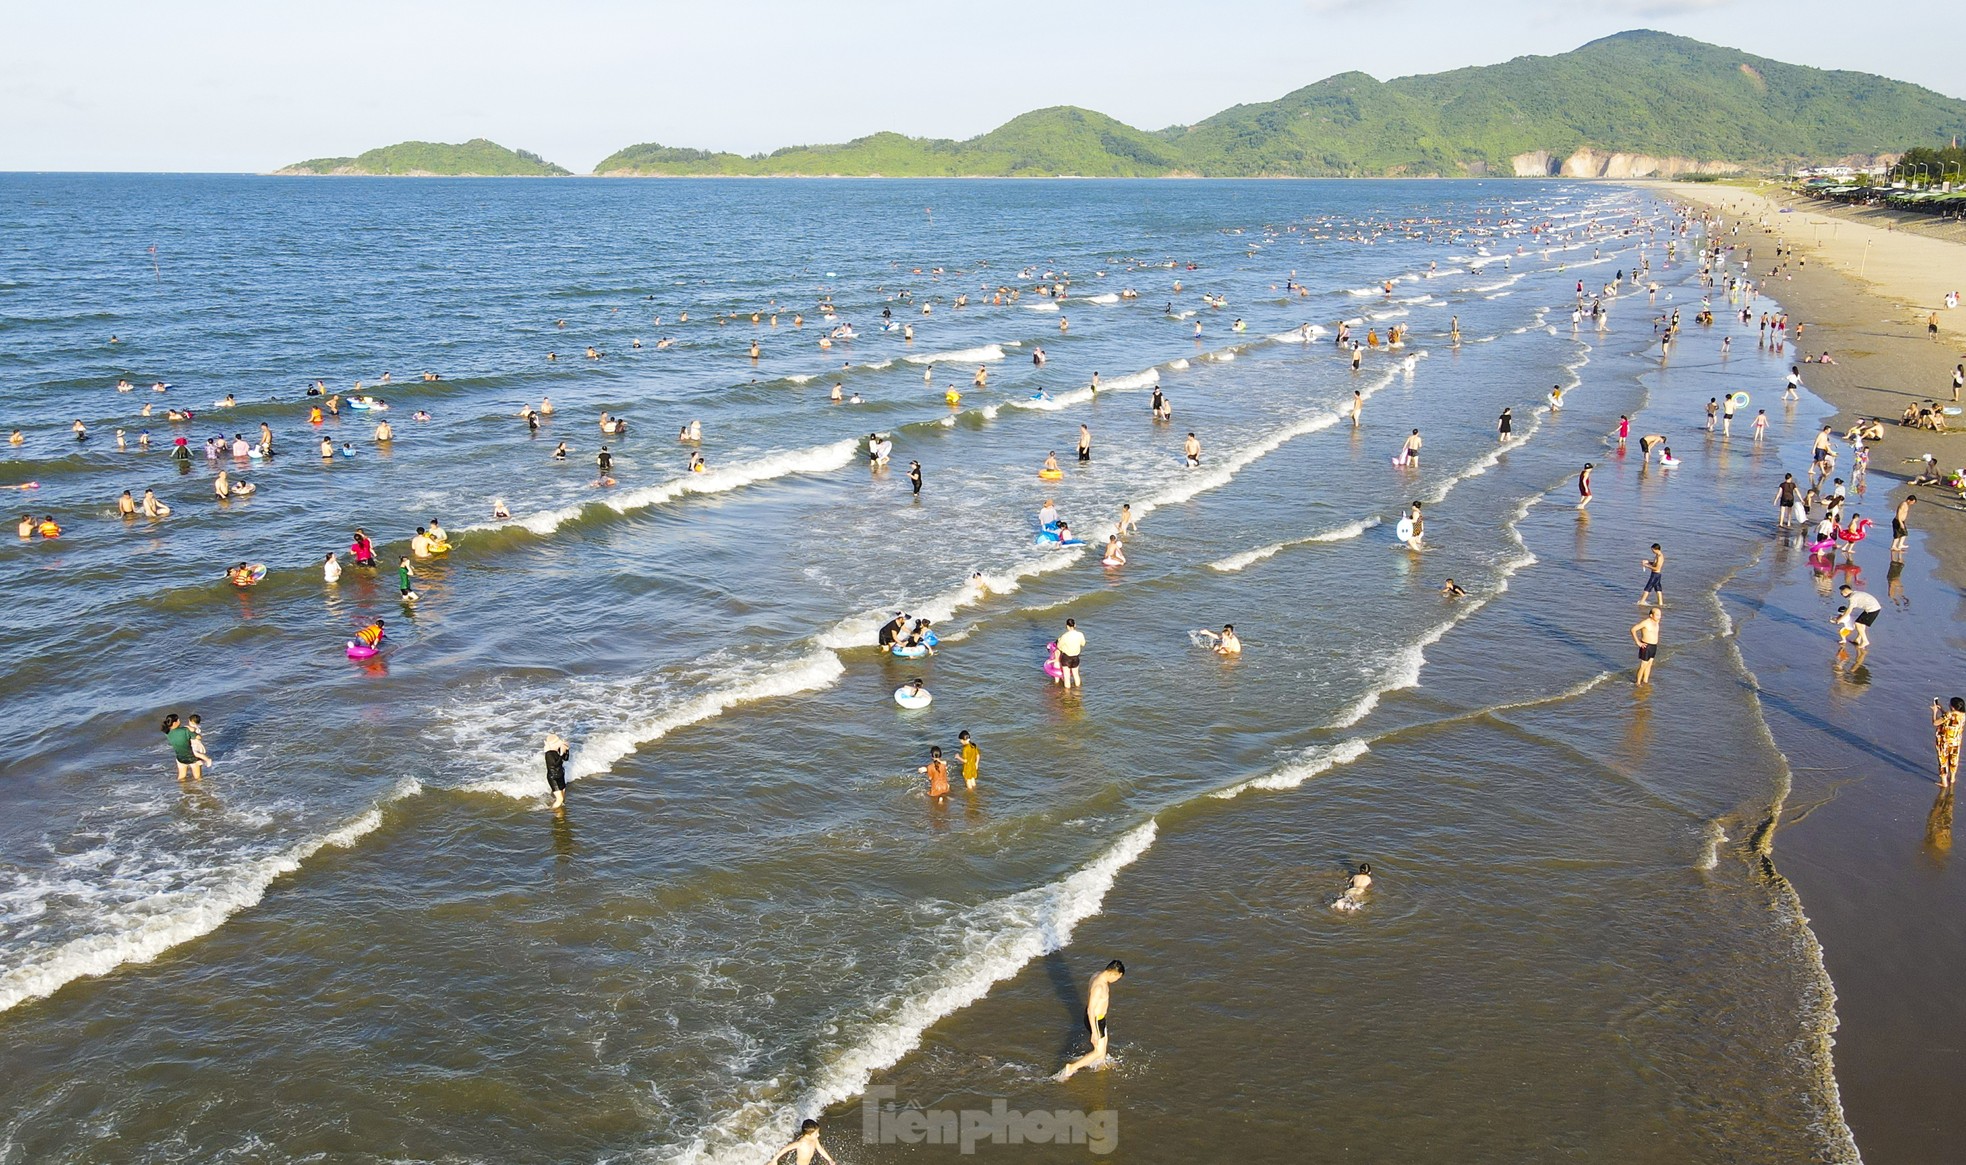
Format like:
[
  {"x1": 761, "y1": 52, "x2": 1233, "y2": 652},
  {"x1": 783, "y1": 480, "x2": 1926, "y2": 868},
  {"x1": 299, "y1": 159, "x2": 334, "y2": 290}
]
[{"x1": 4, "y1": 0, "x2": 1961, "y2": 174}]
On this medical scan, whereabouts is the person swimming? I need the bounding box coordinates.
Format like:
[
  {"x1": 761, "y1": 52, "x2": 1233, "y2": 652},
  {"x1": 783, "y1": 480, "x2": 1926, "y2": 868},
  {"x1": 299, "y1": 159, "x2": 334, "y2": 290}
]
[{"x1": 1333, "y1": 862, "x2": 1372, "y2": 912}]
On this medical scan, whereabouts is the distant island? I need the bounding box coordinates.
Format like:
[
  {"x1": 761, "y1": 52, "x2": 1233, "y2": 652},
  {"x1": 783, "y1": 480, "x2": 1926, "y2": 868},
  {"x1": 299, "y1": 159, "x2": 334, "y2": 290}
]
[
  {"x1": 595, "y1": 32, "x2": 1966, "y2": 179},
  {"x1": 279, "y1": 32, "x2": 1966, "y2": 180},
  {"x1": 276, "y1": 138, "x2": 569, "y2": 177}
]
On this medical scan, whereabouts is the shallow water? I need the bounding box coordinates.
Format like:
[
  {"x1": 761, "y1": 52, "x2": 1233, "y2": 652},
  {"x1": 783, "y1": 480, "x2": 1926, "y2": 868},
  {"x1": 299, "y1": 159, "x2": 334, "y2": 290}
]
[{"x1": 0, "y1": 176, "x2": 1853, "y2": 1162}]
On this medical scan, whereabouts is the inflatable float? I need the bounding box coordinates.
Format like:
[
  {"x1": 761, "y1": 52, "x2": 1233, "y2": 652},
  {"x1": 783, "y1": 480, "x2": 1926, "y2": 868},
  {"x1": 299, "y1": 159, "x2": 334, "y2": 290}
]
[
  {"x1": 346, "y1": 641, "x2": 380, "y2": 660},
  {"x1": 1042, "y1": 643, "x2": 1064, "y2": 680},
  {"x1": 893, "y1": 684, "x2": 932, "y2": 709},
  {"x1": 1728, "y1": 391, "x2": 1750, "y2": 408},
  {"x1": 891, "y1": 644, "x2": 928, "y2": 659},
  {"x1": 1102, "y1": 556, "x2": 1123, "y2": 567},
  {"x1": 1394, "y1": 517, "x2": 1415, "y2": 544},
  {"x1": 1836, "y1": 517, "x2": 1873, "y2": 548},
  {"x1": 230, "y1": 563, "x2": 267, "y2": 587},
  {"x1": 1038, "y1": 468, "x2": 1064, "y2": 480}
]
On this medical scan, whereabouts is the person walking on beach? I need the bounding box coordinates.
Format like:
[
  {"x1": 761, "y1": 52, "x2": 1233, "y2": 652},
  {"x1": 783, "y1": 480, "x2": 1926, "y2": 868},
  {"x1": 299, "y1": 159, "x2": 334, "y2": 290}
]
[
  {"x1": 161, "y1": 713, "x2": 202, "y2": 782},
  {"x1": 1776, "y1": 474, "x2": 1799, "y2": 529},
  {"x1": 1704, "y1": 398, "x2": 1718, "y2": 432},
  {"x1": 1056, "y1": 960, "x2": 1126, "y2": 1080},
  {"x1": 1753, "y1": 409, "x2": 1767, "y2": 442},
  {"x1": 1350, "y1": 389, "x2": 1363, "y2": 428},
  {"x1": 1721, "y1": 394, "x2": 1736, "y2": 436},
  {"x1": 1617, "y1": 415, "x2": 1630, "y2": 446},
  {"x1": 767, "y1": 1119, "x2": 838, "y2": 1165},
  {"x1": 1784, "y1": 366, "x2": 1802, "y2": 402},
  {"x1": 1951, "y1": 364, "x2": 1963, "y2": 404},
  {"x1": 1497, "y1": 407, "x2": 1513, "y2": 442},
  {"x1": 1840, "y1": 584, "x2": 1881, "y2": 650},
  {"x1": 1630, "y1": 608, "x2": 1661, "y2": 685},
  {"x1": 1892, "y1": 494, "x2": 1916, "y2": 560},
  {"x1": 1577, "y1": 463, "x2": 1594, "y2": 510},
  {"x1": 544, "y1": 732, "x2": 571, "y2": 810},
  {"x1": 1639, "y1": 544, "x2": 1665, "y2": 607},
  {"x1": 1056, "y1": 618, "x2": 1086, "y2": 690},
  {"x1": 1934, "y1": 698, "x2": 1964, "y2": 789}
]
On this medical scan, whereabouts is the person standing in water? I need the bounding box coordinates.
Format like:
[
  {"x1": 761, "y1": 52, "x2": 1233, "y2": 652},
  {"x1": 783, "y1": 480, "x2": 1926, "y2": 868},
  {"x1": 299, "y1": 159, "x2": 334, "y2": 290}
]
[
  {"x1": 907, "y1": 460, "x2": 922, "y2": 496},
  {"x1": 1077, "y1": 424, "x2": 1092, "y2": 463},
  {"x1": 1183, "y1": 433, "x2": 1201, "y2": 467},
  {"x1": 1400, "y1": 429, "x2": 1422, "y2": 467},
  {"x1": 397, "y1": 556, "x2": 418, "y2": 602},
  {"x1": 323, "y1": 551, "x2": 342, "y2": 583},
  {"x1": 1056, "y1": 618, "x2": 1086, "y2": 690},
  {"x1": 1630, "y1": 607, "x2": 1661, "y2": 685},
  {"x1": 1577, "y1": 462, "x2": 1594, "y2": 509},
  {"x1": 1056, "y1": 960, "x2": 1127, "y2": 1080},
  {"x1": 544, "y1": 732, "x2": 571, "y2": 810},
  {"x1": 161, "y1": 713, "x2": 202, "y2": 782},
  {"x1": 1639, "y1": 544, "x2": 1665, "y2": 607},
  {"x1": 918, "y1": 746, "x2": 950, "y2": 801},
  {"x1": 1497, "y1": 408, "x2": 1513, "y2": 442},
  {"x1": 958, "y1": 730, "x2": 980, "y2": 789},
  {"x1": 1933, "y1": 697, "x2": 1964, "y2": 789},
  {"x1": 1839, "y1": 584, "x2": 1881, "y2": 650},
  {"x1": 766, "y1": 1119, "x2": 837, "y2": 1165},
  {"x1": 1351, "y1": 389, "x2": 1363, "y2": 428},
  {"x1": 1892, "y1": 494, "x2": 1916, "y2": 561}
]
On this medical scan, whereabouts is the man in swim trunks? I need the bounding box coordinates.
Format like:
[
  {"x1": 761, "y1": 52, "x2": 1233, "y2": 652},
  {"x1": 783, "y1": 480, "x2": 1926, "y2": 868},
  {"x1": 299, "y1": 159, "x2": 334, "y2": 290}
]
[
  {"x1": 1637, "y1": 434, "x2": 1667, "y2": 463},
  {"x1": 1184, "y1": 433, "x2": 1201, "y2": 467},
  {"x1": 1056, "y1": 959, "x2": 1126, "y2": 1080},
  {"x1": 1840, "y1": 584, "x2": 1881, "y2": 649},
  {"x1": 1056, "y1": 618, "x2": 1086, "y2": 690},
  {"x1": 1402, "y1": 429, "x2": 1422, "y2": 466},
  {"x1": 1892, "y1": 495, "x2": 1916, "y2": 560},
  {"x1": 1630, "y1": 607, "x2": 1661, "y2": 685},
  {"x1": 544, "y1": 731, "x2": 570, "y2": 810},
  {"x1": 1639, "y1": 544, "x2": 1665, "y2": 606},
  {"x1": 1078, "y1": 424, "x2": 1092, "y2": 462}
]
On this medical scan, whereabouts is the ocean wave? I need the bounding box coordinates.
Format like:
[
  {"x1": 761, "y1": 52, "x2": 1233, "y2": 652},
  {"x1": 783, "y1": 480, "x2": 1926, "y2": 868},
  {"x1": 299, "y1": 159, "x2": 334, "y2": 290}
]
[
  {"x1": 1208, "y1": 516, "x2": 1381, "y2": 573},
  {"x1": 1023, "y1": 301, "x2": 1060, "y2": 313},
  {"x1": 455, "y1": 650, "x2": 847, "y2": 800},
  {"x1": 0, "y1": 777, "x2": 421, "y2": 1015},
  {"x1": 462, "y1": 439, "x2": 859, "y2": 537},
  {"x1": 903, "y1": 345, "x2": 1004, "y2": 366},
  {"x1": 677, "y1": 822, "x2": 1159, "y2": 1165},
  {"x1": 1209, "y1": 740, "x2": 1371, "y2": 800},
  {"x1": 816, "y1": 548, "x2": 1087, "y2": 652},
  {"x1": 1080, "y1": 293, "x2": 1120, "y2": 305}
]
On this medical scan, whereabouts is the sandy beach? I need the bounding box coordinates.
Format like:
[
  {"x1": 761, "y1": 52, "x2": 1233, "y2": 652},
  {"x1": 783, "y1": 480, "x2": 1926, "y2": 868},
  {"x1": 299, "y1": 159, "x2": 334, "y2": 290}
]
[{"x1": 1653, "y1": 179, "x2": 1966, "y2": 1165}]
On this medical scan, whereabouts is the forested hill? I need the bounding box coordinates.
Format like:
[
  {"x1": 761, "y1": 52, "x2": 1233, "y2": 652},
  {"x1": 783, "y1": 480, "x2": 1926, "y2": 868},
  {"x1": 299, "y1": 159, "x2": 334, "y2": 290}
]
[
  {"x1": 592, "y1": 31, "x2": 1966, "y2": 178},
  {"x1": 276, "y1": 139, "x2": 569, "y2": 176}
]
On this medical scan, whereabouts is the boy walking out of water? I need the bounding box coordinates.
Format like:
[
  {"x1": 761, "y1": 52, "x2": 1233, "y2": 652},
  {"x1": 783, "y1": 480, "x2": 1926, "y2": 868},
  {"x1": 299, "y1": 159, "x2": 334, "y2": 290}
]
[
  {"x1": 1892, "y1": 495, "x2": 1916, "y2": 561},
  {"x1": 1630, "y1": 608, "x2": 1661, "y2": 685},
  {"x1": 544, "y1": 732, "x2": 570, "y2": 810},
  {"x1": 1056, "y1": 960, "x2": 1126, "y2": 1080}
]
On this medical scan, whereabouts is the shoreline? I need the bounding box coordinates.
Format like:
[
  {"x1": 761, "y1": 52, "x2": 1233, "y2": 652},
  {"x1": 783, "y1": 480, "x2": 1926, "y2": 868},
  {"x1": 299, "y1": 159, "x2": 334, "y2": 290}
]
[{"x1": 1650, "y1": 179, "x2": 1966, "y2": 1164}]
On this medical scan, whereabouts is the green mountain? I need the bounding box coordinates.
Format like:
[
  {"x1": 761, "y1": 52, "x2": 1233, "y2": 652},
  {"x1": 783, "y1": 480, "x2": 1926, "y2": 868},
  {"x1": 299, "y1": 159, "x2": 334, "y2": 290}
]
[
  {"x1": 276, "y1": 138, "x2": 569, "y2": 177},
  {"x1": 594, "y1": 31, "x2": 1966, "y2": 178}
]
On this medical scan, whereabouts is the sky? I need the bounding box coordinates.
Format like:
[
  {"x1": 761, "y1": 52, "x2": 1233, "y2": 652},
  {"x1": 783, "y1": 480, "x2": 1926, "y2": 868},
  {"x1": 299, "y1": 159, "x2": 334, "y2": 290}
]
[{"x1": 3, "y1": 0, "x2": 1961, "y2": 173}]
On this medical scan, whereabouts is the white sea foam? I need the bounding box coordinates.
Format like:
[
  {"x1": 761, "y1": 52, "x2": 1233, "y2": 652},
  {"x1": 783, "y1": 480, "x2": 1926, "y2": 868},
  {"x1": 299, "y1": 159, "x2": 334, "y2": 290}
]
[
  {"x1": 816, "y1": 547, "x2": 1087, "y2": 651},
  {"x1": 0, "y1": 778, "x2": 422, "y2": 1015},
  {"x1": 1165, "y1": 358, "x2": 1190, "y2": 371},
  {"x1": 1081, "y1": 293, "x2": 1120, "y2": 304},
  {"x1": 1209, "y1": 740, "x2": 1372, "y2": 800},
  {"x1": 903, "y1": 345, "x2": 1005, "y2": 366},
  {"x1": 457, "y1": 651, "x2": 847, "y2": 799},
  {"x1": 676, "y1": 822, "x2": 1159, "y2": 1165},
  {"x1": 463, "y1": 440, "x2": 859, "y2": 537},
  {"x1": 1208, "y1": 516, "x2": 1381, "y2": 573},
  {"x1": 1023, "y1": 301, "x2": 1060, "y2": 312},
  {"x1": 1012, "y1": 386, "x2": 1095, "y2": 412},
  {"x1": 1269, "y1": 324, "x2": 1329, "y2": 343}
]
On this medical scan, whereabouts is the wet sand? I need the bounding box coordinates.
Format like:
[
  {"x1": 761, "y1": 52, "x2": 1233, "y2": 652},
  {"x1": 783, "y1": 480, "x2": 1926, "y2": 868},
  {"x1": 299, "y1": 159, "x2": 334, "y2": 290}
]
[{"x1": 1656, "y1": 179, "x2": 1966, "y2": 1165}]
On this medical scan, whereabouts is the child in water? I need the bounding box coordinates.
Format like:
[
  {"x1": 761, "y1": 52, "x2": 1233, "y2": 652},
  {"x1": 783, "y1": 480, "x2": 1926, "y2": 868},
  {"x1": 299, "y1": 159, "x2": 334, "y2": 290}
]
[
  {"x1": 1333, "y1": 863, "x2": 1372, "y2": 912},
  {"x1": 918, "y1": 746, "x2": 950, "y2": 800}
]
